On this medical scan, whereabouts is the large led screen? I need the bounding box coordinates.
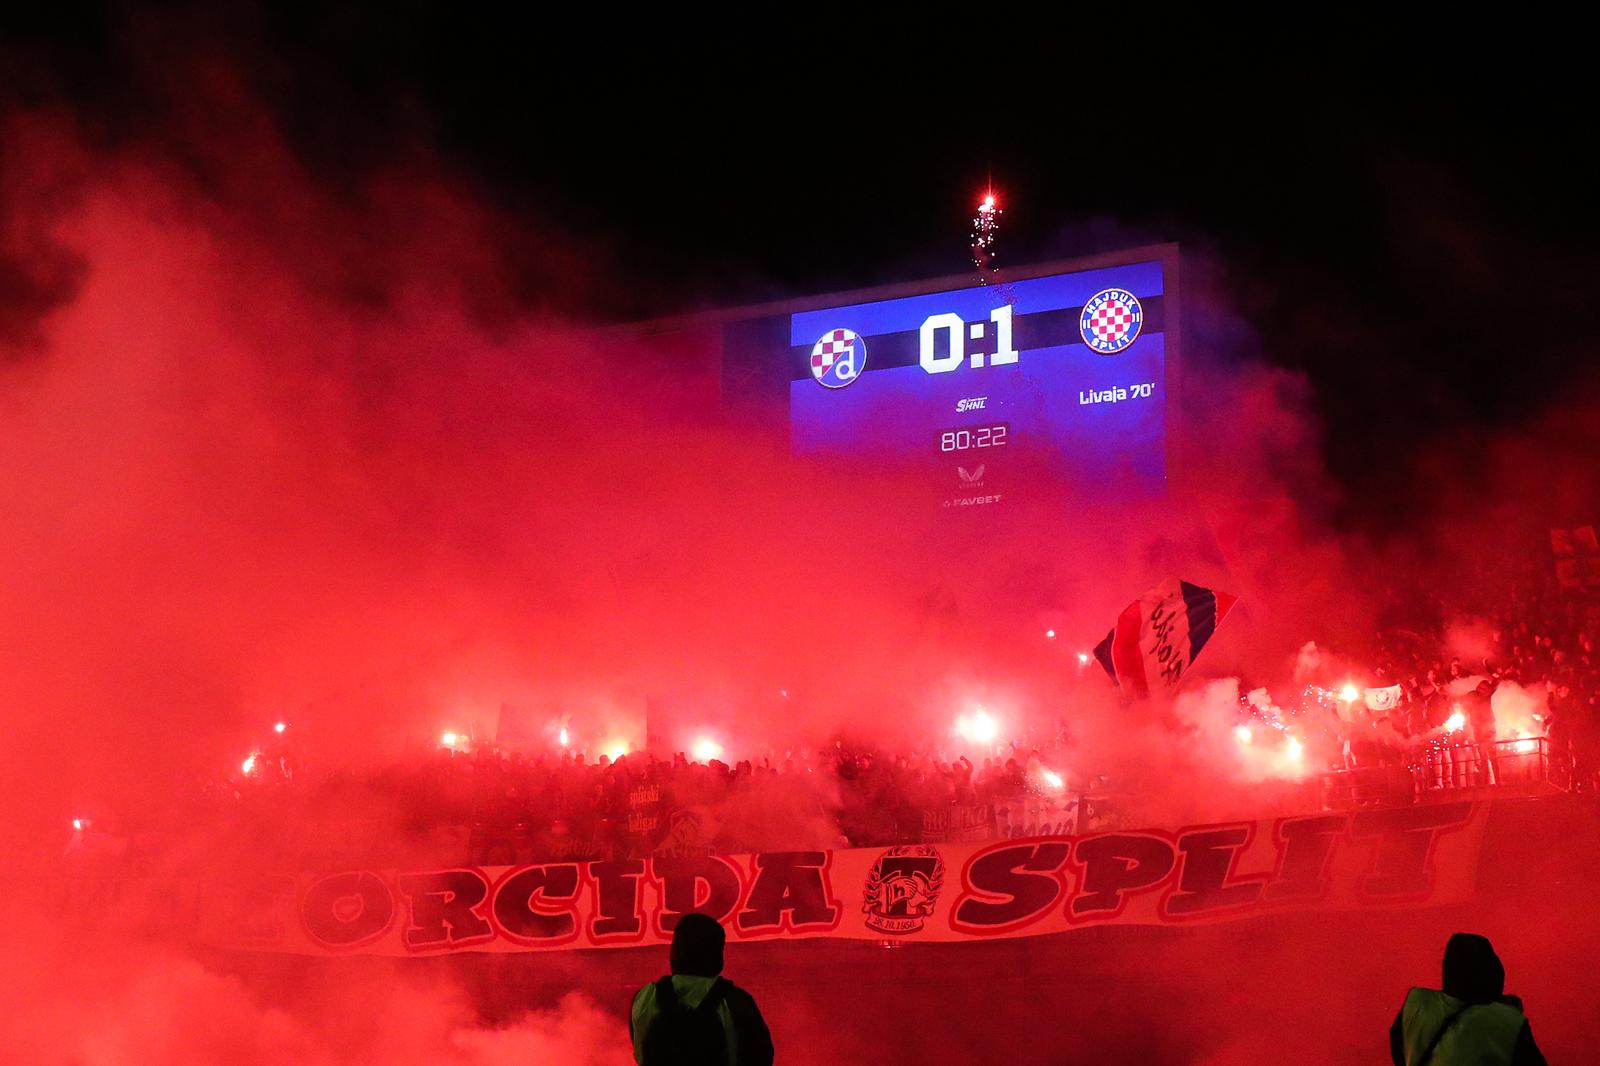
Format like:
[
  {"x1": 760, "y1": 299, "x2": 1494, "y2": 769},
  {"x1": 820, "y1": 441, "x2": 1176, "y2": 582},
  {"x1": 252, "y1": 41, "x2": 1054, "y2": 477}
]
[{"x1": 785, "y1": 254, "x2": 1171, "y2": 507}]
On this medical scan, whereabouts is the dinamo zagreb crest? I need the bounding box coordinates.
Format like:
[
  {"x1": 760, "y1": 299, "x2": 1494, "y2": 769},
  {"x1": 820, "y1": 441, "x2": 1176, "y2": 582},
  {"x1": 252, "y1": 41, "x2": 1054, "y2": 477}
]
[{"x1": 811, "y1": 328, "x2": 865, "y2": 388}]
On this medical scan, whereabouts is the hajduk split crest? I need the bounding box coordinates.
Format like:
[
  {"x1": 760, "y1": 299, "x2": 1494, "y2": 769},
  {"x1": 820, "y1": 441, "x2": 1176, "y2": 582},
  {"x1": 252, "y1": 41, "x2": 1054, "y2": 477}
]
[{"x1": 1079, "y1": 288, "x2": 1143, "y2": 354}]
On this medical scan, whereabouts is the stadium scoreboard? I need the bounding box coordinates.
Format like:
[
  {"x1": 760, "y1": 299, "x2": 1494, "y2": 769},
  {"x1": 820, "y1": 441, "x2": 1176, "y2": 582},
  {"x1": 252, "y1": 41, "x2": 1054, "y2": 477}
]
[
  {"x1": 640, "y1": 245, "x2": 1177, "y2": 508},
  {"x1": 788, "y1": 252, "x2": 1171, "y2": 506}
]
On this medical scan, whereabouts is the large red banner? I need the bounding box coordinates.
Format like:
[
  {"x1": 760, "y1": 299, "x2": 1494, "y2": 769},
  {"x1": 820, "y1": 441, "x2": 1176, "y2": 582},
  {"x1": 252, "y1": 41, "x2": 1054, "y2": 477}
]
[{"x1": 99, "y1": 802, "x2": 1485, "y2": 956}]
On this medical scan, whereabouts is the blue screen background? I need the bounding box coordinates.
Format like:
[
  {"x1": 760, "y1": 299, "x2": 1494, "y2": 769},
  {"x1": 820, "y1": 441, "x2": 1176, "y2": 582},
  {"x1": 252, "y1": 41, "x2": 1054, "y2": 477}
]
[{"x1": 787, "y1": 261, "x2": 1168, "y2": 499}]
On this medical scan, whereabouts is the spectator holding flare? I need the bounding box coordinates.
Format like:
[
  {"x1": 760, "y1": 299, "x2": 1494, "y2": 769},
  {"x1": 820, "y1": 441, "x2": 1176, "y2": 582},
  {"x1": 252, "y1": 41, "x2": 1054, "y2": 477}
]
[
  {"x1": 631, "y1": 912, "x2": 774, "y2": 1066},
  {"x1": 1389, "y1": 933, "x2": 1547, "y2": 1065}
]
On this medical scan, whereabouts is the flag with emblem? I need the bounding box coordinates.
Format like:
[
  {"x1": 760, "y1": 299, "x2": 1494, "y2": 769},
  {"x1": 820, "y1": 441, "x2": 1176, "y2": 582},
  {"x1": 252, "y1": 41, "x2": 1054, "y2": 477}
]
[
  {"x1": 1364, "y1": 685, "x2": 1403, "y2": 712},
  {"x1": 1092, "y1": 579, "x2": 1237, "y2": 698}
]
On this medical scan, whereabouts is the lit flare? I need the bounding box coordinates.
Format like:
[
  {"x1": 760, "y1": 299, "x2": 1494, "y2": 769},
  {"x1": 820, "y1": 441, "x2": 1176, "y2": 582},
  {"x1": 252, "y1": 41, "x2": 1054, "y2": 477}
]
[{"x1": 955, "y1": 708, "x2": 999, "y2": 744}]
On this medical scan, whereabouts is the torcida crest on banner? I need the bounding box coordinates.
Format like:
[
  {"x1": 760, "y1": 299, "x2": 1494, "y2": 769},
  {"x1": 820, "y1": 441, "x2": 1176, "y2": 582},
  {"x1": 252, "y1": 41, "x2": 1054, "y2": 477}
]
[{"x1": 862, "y1": 844, "x2": 945, "y2": 935}]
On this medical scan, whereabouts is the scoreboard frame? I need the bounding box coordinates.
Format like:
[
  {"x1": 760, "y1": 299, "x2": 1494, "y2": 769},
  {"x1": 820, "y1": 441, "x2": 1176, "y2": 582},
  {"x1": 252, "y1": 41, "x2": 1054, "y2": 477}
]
[{"x1": 617, "y1": 242, "x2": 1183, "y2": 495}]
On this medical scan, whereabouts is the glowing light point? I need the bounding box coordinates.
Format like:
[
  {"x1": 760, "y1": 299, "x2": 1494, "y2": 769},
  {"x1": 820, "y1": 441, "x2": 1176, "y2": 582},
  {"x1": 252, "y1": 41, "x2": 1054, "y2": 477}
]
[
  {"x1": 1041, "y1": 768, "x2": 1064, "y2": 790},
  {"x1": 72, "y1": 818, "x2": 83, "y2": 831},
  {"x1": 1077, "y1": 652, "x2": 1091, "y2": 665},
  {"x1": 606, "y1": 742, "x2": 629, "y2": 761},
  {"x1": 956, "y1": 708, "x2": 1000, "y2": 744},
  {"x1": 1444, "y1": 710, "x2": 1466, "y2": 734},
  {"x1": 1045, "y1": 629, "x2": 1056, "y2": 640},
  {"x1": 242, "y1": 752, "x2": 259, "y2": 775},
  {"x1": 441, "y1": 731, "x2": 460, "y2": 749},
  {"x1": 273, "y1": 721, "x2": 287, "y2": 734},
  {"x1": 1234, "y1": 724, "x2": 1253, "y2": 746},
  {"x1": 1285, "y1": 737, "x2": 1304, "y2": 762},
  {"x1": 692, "y1": 737, "x2": 723, "y2": 762},
  {"x1": 971, "y1": 187, "x2": 1003, "y2": 279},
  {"x1": 559, "y1": 727, "x2": 569, "y2": 747},
  {"x1": 1339, "y1": 684, "x2": 1360, "y2": 703}
]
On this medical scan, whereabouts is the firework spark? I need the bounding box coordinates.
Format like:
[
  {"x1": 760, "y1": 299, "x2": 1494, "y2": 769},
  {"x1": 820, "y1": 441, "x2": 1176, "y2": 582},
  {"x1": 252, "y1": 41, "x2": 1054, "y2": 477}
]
[{"x1": 971, "y1": 189, "x2": 1002, "y2": 282}]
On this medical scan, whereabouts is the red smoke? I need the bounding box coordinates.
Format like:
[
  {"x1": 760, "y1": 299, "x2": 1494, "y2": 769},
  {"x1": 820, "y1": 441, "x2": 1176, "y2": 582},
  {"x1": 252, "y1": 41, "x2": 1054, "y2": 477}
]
[
  {"x1": 0, "y1": 96, "x2": 1347, "y2": 845},
  {"x1": 4, "y1": 71, "x2": 1597, "y2": 1063}
]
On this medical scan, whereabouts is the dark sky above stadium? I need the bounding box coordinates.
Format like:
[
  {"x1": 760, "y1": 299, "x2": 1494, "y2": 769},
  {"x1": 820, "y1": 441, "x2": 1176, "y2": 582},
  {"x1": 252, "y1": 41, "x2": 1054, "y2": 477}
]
[{"x1": 3, "y1": 10, "x2": 1594, "y2": 519}]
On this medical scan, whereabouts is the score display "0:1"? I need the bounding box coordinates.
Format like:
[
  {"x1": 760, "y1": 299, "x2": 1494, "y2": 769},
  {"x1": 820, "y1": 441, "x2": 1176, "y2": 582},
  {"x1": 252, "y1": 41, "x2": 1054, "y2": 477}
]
[{"x1": 920, "y1": 305, "x2": 1018, "y2": 375}]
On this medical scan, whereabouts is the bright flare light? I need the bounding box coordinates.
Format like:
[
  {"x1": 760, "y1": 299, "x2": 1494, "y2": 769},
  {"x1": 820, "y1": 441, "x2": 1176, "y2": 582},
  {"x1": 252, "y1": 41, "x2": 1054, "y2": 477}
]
[
  {"x1": 1041, "y1": 768, "x2": 1064, "y2": 790},
  {"x1": 980, "y1": 193, "x2": 996, "y2": 212},
  {"x1": 1045, "y1": 629, "x2": 1056, "y2": 639},
  {"x1": 1234, "y1": 724, "x2": 1253, "y2": 746},
  {"x1": 441, "y1": 731, "x2": 460, "y2": 749},
  {"x1": 606, "y1": 742, "x2": 629, "y2": 761},
  {"x1": 558, "y1": 727, "x2": 569, "y2": 747},
  {"x1": 1284, "y1": 737, "x2": 1304, "y2": 762},
  {"x1": 242, "y1": 752, "x2": 259, "y2": 775},
  {"x1": 1444, "y1": 710, "x2": 1466, "y2": 734},
  {"x1": 273, "y1": 721, "x2": 286, "y2": 734},
  {"x1": 692, "y1": 737, "x2": 723, "y2": 762},
  {"x1": 955, "y1": 708, "x2": 999, "y2": 744},
  {"x1": 1077, "y1": 652, "x2": 1091, "y2": 665},
  {"x1": 72, "y1": 818, "x2": 83, "y2": 831},
  {"x1": 1513, "y1": 731, "x2": 1539, "y2": 755},
  {"x1": 1339, "y1": 684, "x2": 1360, "y2": 703}
]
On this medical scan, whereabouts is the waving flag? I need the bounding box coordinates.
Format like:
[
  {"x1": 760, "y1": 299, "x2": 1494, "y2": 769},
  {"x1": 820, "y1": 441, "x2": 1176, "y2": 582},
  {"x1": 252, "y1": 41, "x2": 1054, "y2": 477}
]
[
  {"x1": 1092, "y1": 579, "x2": 1237, "y2": 697},
  {"x1": 1364, "y1": 685, "x2": 1403, "y2": 712}
]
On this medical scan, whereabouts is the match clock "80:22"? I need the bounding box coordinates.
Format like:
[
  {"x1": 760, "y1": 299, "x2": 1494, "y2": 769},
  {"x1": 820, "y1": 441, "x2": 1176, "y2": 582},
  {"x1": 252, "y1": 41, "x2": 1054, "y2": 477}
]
[{"x1": 936, "y1": 424, "x2": 1009, "y2": 452}]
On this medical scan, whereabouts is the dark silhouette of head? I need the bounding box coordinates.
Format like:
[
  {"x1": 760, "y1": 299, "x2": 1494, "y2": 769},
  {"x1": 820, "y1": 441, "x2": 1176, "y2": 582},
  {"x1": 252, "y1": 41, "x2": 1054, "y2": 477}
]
[
  {"x1": 670, "y1": 913, "x2": 725, "y2": 977},
  {"x1": 1441, "y1": 933, "x2": 1505, "y2": 1004}
]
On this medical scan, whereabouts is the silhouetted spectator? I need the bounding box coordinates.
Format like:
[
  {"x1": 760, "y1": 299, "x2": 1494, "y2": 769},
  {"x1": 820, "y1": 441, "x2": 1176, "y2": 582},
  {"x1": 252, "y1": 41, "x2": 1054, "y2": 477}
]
[
  {"x1": 1389, "y1": 932, "x2": 1546, "y2": 1065},
  {"x1": 1466, "y1": 680, "x2": 1498, "y2": 746},
  {"x1": 630, "y1": 912, "x2": 773, "y2": 1066}
]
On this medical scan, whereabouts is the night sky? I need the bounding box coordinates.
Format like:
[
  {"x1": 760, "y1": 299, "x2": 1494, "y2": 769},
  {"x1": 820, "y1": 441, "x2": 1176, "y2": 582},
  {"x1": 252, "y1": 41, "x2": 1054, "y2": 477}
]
[{"x1": 4, "y1": 10, "x2": 1595, "y2": 520}]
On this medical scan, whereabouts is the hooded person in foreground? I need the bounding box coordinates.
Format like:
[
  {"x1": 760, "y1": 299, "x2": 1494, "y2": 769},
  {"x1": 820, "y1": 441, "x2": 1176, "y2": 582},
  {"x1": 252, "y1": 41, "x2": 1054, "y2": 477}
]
[
  {"x1": 1390, "y1": 932, "x2": 1548, "y2": 1065},
  {"x1": 630, "y1": 912, "x2": 775, "y2": 1065}
]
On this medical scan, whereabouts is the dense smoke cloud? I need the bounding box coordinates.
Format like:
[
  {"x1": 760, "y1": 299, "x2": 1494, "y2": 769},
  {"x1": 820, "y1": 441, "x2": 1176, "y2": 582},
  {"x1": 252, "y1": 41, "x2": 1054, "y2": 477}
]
[
  {"x1": 2, "y1": 924, "x2": 632, "y2": 1064},
  {"x1": 6, "y1": 56, "x2": 1598, "y2": 1063},
  {"x1": 0, "y1": 84, "x2": 1359, "y2": 853},
  {"x1": 0, "y1": 83, "x2": 1342, "y2": 1061}
]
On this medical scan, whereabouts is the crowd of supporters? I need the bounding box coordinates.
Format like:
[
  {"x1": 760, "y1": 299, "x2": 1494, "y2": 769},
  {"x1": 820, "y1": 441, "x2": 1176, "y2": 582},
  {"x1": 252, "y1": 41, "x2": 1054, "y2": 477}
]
[
  {"x1": 64, "y1": 569, "x2": 1598, "y2": 873},
  {"x1": 1331, "y1": 579, "x2": 1600, "y2": 783},
  {"x1": 172, "y1": 737, "x2": 1076, "y2": 872}
]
